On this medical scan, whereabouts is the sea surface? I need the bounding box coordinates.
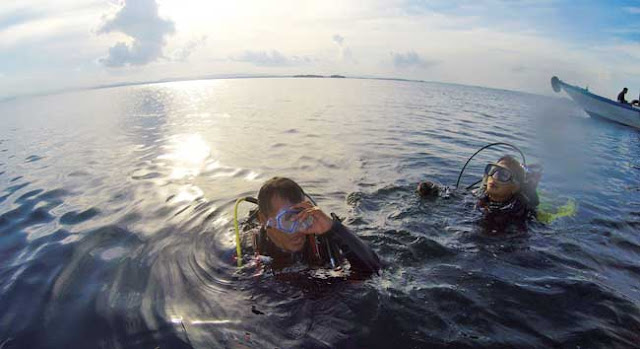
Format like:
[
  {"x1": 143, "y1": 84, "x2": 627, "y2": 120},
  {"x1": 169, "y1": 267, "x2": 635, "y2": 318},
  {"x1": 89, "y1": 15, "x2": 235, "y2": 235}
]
[{"x1": 1, "y1": 78, "x2": 639, "y2": 348}]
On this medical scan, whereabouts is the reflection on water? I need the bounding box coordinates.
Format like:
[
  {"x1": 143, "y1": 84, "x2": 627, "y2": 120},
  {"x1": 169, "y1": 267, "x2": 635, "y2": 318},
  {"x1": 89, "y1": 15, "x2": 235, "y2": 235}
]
[
  {"x1": 0, "y1": 78, "x2": 639, "y2": 348},
  {"x1": 160, "y1": 134, "x2": 212, "y2": 179}
]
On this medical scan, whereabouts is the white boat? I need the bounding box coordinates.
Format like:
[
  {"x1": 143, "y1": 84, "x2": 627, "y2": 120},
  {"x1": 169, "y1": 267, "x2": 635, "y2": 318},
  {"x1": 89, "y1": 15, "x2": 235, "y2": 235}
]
[{"x1": 551, "y1": 76, "x2": 640, "y2": 129}]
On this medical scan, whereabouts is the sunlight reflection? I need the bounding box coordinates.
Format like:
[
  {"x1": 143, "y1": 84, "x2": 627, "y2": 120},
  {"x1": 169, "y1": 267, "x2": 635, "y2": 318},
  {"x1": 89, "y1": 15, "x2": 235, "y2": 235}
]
[
  {"x1": 159, "y1": 133, "x2": 212, "y2": 180},
  {"x1": 212, "y1": 216, "x2": 230, "y2": 227},
  {"x1": 171, "y1": 185, "x2": 204, "y2": 203},
  {"x1": 244, "y1": 171, "x2": 260, "y2": 181},
  {"x1": 190, "y1": 319, "x2": 240, "y2": 325},
  {"x1": 170, "y1": 316, "x2": 239, "y2": 325}
]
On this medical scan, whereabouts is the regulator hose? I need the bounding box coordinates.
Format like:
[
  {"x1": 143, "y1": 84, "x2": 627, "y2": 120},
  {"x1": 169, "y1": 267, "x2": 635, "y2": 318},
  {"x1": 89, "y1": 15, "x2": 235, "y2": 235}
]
[{"x1": 455, "y1": 142, "x2": 527, "y2": 189}]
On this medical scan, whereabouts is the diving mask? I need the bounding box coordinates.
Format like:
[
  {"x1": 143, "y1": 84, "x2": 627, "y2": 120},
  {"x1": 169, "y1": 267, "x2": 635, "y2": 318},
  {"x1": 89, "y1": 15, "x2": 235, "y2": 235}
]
[
  {"x1": 266, "y1": 207, "x2": 314, "y2": 234},
  {"x1": 484, "y1": 163, "x2": 517, "y2": 183}
]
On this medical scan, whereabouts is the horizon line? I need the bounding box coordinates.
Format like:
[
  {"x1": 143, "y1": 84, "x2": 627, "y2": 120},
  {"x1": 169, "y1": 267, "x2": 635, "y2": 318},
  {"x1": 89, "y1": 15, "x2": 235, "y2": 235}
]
[{"x1": 0, "y1": 73, "x2": 554, "y2": 104}]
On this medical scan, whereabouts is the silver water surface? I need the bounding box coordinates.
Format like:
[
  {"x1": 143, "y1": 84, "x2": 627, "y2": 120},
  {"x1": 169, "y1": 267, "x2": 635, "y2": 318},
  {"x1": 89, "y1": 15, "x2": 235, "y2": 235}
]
[{"x1": 1, "y1": 78, "x2": 639, "y2": 348}]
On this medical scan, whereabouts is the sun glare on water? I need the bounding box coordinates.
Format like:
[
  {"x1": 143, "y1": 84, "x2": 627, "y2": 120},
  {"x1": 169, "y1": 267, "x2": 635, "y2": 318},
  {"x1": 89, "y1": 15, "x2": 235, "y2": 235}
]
[{"x1": 160, "y1": 133, "x2": 212, "y2": 180}]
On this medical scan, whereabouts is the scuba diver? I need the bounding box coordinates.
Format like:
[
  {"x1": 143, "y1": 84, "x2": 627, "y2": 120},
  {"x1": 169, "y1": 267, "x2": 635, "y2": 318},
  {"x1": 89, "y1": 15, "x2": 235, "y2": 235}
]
[
  {"x1": 234, "y1": 177, "x2": 381, "y2": 278},
  {"x1": 475, "y1": 155, "x2": 540, "y2": 225},
  {"x1": 417, "y1": 143, "x2": 542, "y2": 226}
]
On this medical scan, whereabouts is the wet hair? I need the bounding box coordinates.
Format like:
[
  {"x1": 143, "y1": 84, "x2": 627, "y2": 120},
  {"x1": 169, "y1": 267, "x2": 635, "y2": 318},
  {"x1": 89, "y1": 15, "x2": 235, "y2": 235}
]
[
  {"x1": 257, "y1": 177, "x2": 305, "y2": 217},
  {"x1": 417, "y1": 181, "x2": 439, "y2": 197},
  {"x1": 623, "y1": 87, "x2": 628, "y2": 92},
  {"x1": 497, "y1": 155, "x2": 525, "y2": 184}
]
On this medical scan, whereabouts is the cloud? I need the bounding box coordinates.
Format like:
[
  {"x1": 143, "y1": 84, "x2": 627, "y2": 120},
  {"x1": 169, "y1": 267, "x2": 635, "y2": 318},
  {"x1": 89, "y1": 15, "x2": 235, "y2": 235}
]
[
  {"x1": 231, "y1": 50, "x2": 310, "y2": 67},
  {"x1": 332, "y1": 34, "x2": 344, "y2": 46},
  {"x1": 170, "y1": 35, "x2": 207, "y2": 61},
  {"x1": 332, "y1": 33, "x2": 356, "y2": 63},
  {"x1": 392, "y1": 51, "x2": 438, "y2": 68},
  {"x1": 5, "y1": 0, "x2": 640, "y2": 99},
  {"x1": 341, "y1": 47, "x2": 354, "y2": 62},
  {"x1": 98, "y1": 0, "x2": 175, "y2": 67},
  {"x1": 623, "y1": 7, "x2": 640, "y2": 14},
  {"x1": 0, "y1": 8, "x2": 42, "y2": 31},
  {"x1": 512, "y1": 65, "x2": 526, "y2": 73}
]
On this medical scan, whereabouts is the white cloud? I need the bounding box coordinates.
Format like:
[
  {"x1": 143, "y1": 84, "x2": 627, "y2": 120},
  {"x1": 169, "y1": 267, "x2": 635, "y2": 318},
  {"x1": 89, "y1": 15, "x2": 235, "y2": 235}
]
[
  {"x1": 623, "y1": 7, "x2": 640, "y2": 14},
  {"x1": 330, "y1": 33, "x2": 356, "y2": 64},
  {"x1": 2, "y1": 0, "x2": 640, "y2": 99},
  {"x1": 169, "y1": 35, "x2": 207, "y2": 62},
  {"x1": 391, "y1": 51, "x2": 438, "y2": 69},
  {"x1": 512, "y1": 65, "x2": 527, "y2": 73},
  {"x1": 0, "y1": 7, "x2": 101, "y2": 49},
  {"x1": 230, "y1": 50, "x2": 311, "y2": 67},
  {"x1": 98, "y1": 0, "x2": 175, "y2": 67},
  {"x1": 332, "y1": 34, "x2": 344, "y2": 46}
]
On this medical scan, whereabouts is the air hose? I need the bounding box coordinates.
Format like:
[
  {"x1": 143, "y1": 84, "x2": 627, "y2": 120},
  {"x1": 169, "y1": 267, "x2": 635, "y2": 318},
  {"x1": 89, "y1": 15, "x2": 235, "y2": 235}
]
[{"x1": 455, "y1": 142, "x2": 527, "y2": 189}]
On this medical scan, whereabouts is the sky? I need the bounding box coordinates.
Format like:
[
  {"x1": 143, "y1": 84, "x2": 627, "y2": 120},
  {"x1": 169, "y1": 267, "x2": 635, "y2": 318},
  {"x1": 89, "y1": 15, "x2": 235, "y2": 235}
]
[{"x1": 1, "y1": 0, "x2": 639, "y2": 99}]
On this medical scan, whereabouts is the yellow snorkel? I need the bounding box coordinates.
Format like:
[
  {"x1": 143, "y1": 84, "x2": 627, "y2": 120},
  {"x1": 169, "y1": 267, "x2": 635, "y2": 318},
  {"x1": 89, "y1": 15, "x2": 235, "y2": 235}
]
[{"x1": 233, "y1": 196, "x2": 258, "y2": 267}]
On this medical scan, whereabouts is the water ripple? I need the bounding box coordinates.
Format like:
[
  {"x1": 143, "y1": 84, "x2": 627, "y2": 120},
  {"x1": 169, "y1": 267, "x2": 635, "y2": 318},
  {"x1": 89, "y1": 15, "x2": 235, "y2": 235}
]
[{"x1": 0, "y1": 79, "x2": 639, "y2": 348}]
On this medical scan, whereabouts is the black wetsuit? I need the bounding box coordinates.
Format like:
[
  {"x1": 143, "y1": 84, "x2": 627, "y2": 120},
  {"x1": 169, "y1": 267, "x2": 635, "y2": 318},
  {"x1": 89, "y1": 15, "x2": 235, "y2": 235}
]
[
  {"x1": 255, "y1": 218, "x2": 381, "y2": 277},
  {"x1": 476, "y1": 192, "x2": 536, "y2": 227}
]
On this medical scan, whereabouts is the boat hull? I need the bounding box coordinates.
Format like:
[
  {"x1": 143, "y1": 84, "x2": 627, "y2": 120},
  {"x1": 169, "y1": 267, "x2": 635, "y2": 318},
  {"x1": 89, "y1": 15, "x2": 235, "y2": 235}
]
[{"x1": 551, "y1": 76, "x2": 640, "y2": 129}]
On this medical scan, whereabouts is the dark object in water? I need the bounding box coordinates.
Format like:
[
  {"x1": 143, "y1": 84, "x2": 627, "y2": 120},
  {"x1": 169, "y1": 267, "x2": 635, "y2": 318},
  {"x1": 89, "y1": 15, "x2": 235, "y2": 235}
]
[
  {"x1": 251, "y1": 305, "x2": 265, "y2": 315},
  {"x1": 417, "y1": 181, "x2": 440, "y2": 198}
]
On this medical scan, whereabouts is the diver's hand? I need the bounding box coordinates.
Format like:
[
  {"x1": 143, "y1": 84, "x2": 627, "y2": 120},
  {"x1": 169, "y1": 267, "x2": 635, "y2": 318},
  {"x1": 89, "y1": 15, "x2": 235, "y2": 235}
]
[{"x1": 291, "y1": 201, "x2": 333, "y2": 235}]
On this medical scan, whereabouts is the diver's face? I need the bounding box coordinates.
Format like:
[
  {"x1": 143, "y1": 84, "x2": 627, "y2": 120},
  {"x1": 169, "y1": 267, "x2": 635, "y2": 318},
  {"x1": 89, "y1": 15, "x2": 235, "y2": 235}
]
[
  {"x1": 485, "y1": 160, "x2": 519, "y2": 201},
  {"x1": 261, "y1": 195, "x2": 306, "y2": 253}
]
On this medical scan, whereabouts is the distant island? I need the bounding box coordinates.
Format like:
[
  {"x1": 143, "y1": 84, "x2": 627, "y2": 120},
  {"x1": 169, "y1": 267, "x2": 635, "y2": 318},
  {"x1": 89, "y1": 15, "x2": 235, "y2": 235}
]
[
  {"x1": 292, "y1": 74, "x2": 346, "y2": 78},
  {"x1": 290, "y1": 75, "x2": 428, "y2": 83}
]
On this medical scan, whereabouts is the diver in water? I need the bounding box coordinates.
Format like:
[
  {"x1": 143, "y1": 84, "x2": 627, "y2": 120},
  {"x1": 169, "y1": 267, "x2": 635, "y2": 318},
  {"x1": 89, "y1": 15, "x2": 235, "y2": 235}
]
[
  {"x1": 242, "y1": 177, "x2": 381, "y2": 277},
  {"x1": 475, "y1": 155, "x2": 540, "y2": 225},
  {"x1": 417, "y1": 143, "x2": 541, "y2": 226}
]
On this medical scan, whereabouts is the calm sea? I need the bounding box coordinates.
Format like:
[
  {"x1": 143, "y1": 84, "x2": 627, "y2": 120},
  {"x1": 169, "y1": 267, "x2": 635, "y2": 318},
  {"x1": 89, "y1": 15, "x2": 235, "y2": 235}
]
[{"x1": 1, "y1": 78, "x2": 639, "y2": 348}]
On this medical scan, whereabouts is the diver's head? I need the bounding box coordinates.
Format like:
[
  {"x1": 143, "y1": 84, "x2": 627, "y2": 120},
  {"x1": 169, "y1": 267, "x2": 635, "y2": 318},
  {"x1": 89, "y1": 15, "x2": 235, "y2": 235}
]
[
  {"x1": 623, "y1": 87, "x2": 628, "y2": 93},
  {"x1": 484, "y1": 155, "x2": 524, "y2": 202},
  {"x1": 417, "y1": 180, "x2": 439, "y2": 198},
  {"x1": 257, "y1": 177, "x2": 307, "y2": 252}
]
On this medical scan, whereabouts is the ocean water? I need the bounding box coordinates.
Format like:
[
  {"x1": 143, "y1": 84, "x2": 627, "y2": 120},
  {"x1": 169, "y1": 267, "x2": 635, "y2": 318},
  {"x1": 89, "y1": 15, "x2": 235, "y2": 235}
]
[{"x1": 1, "y1": 78, "x2": 639, "y2": 348}]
